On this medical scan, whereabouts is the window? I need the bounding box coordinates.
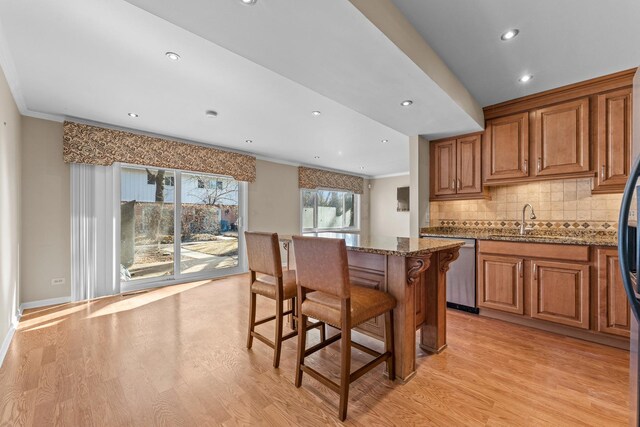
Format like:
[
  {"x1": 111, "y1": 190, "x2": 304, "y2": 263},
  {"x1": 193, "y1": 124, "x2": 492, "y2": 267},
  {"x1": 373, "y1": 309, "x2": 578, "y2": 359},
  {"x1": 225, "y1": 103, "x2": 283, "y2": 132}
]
[
  {"x1": 301, "y1": 189, "x2": 358, "y2": 232},
  {"x1": 120, "y1": 165, "x2": 243, "y2": 284}
]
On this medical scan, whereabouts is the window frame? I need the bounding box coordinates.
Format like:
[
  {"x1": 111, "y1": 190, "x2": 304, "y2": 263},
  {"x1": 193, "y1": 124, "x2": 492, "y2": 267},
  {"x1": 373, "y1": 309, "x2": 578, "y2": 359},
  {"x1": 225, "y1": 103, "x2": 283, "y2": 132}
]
[
  {"x1": 300, "y1": 187, "x2": 360, "y2": 233},
  {"x1": 118, "y1": 163, "x2": 248, "y2": 293}
]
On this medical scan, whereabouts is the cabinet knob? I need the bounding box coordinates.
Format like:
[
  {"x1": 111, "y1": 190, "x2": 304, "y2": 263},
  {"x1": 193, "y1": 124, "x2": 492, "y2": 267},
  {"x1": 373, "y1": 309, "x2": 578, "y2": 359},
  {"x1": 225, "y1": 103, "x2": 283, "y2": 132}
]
[
  {"x1": 457, "y1": 179, "x2": 461, "y2": 190},
  {"x1": 524, "y1": 159, "x2": 528, "y2": 173},
  {"x1": 451, "y1": 179, "x2": 455, "y2": 190}
]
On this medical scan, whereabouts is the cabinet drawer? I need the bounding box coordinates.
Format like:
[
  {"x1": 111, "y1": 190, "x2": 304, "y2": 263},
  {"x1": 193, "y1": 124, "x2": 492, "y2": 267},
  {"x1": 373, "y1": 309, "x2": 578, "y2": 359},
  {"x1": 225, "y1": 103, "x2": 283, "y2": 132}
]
[{"x1": 478, "y1": 240, "x2": 589, "y2": 262}]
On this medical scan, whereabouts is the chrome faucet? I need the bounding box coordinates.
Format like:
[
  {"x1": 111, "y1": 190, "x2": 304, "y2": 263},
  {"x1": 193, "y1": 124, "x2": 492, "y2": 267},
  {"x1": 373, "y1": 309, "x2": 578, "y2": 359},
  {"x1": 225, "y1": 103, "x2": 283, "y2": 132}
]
[{"x1": 520, "y1": 204, "x2": 537, "y2": 235}]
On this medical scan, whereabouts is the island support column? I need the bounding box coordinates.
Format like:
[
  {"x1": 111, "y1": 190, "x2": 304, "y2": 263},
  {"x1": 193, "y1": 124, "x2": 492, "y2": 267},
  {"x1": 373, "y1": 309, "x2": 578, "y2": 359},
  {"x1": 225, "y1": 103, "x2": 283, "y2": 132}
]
[
  {"x1": 420, "y1": 247, "x2": 460, "y2": 353},
  {"x1": 386, "y1": 253, "x2": 431, "y2": 383}
]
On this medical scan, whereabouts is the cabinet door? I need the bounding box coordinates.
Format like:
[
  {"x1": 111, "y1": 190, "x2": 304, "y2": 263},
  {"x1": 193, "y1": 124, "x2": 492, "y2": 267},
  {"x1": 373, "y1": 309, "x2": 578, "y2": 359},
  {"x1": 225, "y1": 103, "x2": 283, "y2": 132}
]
[
  {"x1": 456, "y1": 134, "x2": 482, "y2": 194},
  {"x1": 597, "y1": 248, "x2": 631, "y2": 337},
  {"x1": 594, "y1": 88, "x2": 632, "y2": 193},
  {"x1": 484, "y1": 112, "x2": 529, "y2": 181},
  {"x1": 477, "y1": 254, "x2": 524, "y2": 314},
  {"x1": 431, "y1": 139, "x2": 457, "y2": 197},
  {"x1": 533, "y1": 98, "x2": 590, "y2": 177},
  {"x1": 530, "y1": 260, "x2": 590, "y2": 329}
]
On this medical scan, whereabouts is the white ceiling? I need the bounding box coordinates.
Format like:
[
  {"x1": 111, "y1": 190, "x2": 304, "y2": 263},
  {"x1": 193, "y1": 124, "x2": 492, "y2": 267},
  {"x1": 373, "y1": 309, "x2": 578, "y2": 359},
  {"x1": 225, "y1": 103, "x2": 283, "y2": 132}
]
[
  {"x1": 0, "y1": 0, "x2": 483, "y2": 177},
  {"x1": 391, "y1": 0, "x2": 640, "y2": 107}
]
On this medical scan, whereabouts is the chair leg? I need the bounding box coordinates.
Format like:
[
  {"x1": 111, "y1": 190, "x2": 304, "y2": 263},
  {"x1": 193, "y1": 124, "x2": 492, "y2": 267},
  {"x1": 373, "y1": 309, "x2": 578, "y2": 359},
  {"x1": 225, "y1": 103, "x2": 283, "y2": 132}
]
[
  {"x1": 385, "y1": 310, "x2": 395, "y2": 381},
  {"x1": 338, "y1": 327, "x2": 351, "y2": 421},
  {"x1": 320, "y1": 322, "x2": 326, "y2": 342},
  {"x1": 295, "y1": 312, "x2": 308, "y2": 388},
  {"x1": 247, "y1": 292, "x2": 257, "y2": 349},
  {"x1": 273, "y1": 299, "x2": 284, "y2": 368},
  {"x1": 291, "y1": 297, "x2": 298, "y2": 332}
]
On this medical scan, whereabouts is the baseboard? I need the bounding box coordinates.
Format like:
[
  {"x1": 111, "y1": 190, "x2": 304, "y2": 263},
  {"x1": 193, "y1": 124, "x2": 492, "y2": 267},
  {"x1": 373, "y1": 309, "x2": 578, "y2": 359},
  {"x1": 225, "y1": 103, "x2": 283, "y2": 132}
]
[
  {"x1": 0, "y1": 324, "x2": 16, "y2": 368},
  {"x1": 20, "y1": 296, "x2": 72, "y2": 311}
]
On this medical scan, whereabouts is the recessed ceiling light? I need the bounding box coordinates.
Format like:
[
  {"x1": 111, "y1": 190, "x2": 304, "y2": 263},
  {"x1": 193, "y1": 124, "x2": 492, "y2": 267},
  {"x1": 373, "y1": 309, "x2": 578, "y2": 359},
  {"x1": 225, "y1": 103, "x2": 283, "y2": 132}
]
[
  {"x1": 518, "y1": 74, "x2": 533, "y2": 83},
  {"x1": 311, "y1": 111, "x2": 321, "y2": 116},
  {"x1": 205, "y1": 110, "x2": 218, "y2": 118},
  {"x1": 165, "y1": 52, "x2": 180, "y2": 61},
  {"x1": 314, "y1": 156, "x2": 320, "y2": 159},
  {"x1": 382, "y1": 139, "x2": 389, "y2": 143},
  {"x1": 360, "y1": 166, "x2": 365, "y2": 170},
  {"x1": 500, "y1": 29, "x2": 519, "y2": 41},
  {"x1": 400, "y1": 100, "x2": 413, "y2": 107},
  {"x1": 241, "y1": 0, "x2": 257, "y2": 5},
  {"x1": 245, "y1": 139, "x2": 252, "y2": 143},
  {"x1": 128, "y1": 112, "x2": 138, "y2": 118}
]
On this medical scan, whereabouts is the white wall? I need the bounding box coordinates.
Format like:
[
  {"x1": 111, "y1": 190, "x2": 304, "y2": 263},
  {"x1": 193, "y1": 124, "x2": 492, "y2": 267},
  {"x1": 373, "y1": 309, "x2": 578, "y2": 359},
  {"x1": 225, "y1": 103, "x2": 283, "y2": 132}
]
[
  {"x1": 0, "y1": 63, "x2": 21, "y2": 354},
  {"x1": 369, "y1": 174, "x2": 411, "y2": 237},
  {"x1": 21, "y1": 117, "x2": 70, "y2": 303}
]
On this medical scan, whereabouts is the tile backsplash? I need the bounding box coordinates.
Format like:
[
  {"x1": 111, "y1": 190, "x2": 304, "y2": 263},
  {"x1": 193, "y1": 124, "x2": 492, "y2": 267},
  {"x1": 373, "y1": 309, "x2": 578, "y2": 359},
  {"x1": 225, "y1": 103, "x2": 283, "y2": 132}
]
[{"x1": 430, "y1": 178, "x2": 622, "y2": 231}]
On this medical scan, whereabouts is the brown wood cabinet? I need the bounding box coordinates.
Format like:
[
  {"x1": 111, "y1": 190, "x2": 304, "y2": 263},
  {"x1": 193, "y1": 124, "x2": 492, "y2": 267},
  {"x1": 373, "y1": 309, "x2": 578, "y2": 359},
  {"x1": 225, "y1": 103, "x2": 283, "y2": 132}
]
[
  {"x1": 593, "y1": 88, "x2": 633, "y2": 193},
  {"x1": 530, "y1": 260, "x2": 590, "y2": 329},
  {"x1": 483, "y1": 112, "x2": 529, "y2": 182},
  {"x1": 596, "y1": 248, "x2": 631, "y2": 337},
  {"x1": 431, "y1": 139, "x2": 457, "y2": 197},
  {"x1": 532, "y1": 98, "x2": 590, "y2": 177},
  {"x1": 477, "y1": 254, "x2": 524, "y2": 314},
  {"x1": 430, "y1": 133, "x2": 483, "y2": 200}
]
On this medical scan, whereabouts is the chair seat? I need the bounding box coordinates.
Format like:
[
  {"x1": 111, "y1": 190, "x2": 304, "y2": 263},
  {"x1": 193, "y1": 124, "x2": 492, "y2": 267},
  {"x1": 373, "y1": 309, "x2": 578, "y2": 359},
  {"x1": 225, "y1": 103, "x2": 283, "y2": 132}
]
[
  {"x1": 301, "y1": 286, "x2": 396, "y2": 328},
  {"x1": 252, "y1": 269, "x2": 297, "y2": 300}
]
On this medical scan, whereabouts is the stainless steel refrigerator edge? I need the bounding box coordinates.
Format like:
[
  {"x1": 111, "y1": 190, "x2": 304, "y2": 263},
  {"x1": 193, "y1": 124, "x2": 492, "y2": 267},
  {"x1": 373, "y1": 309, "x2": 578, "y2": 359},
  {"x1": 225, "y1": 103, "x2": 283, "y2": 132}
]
[{"x1": 619, "y1": 67, "x2": 640, "y2": 427}]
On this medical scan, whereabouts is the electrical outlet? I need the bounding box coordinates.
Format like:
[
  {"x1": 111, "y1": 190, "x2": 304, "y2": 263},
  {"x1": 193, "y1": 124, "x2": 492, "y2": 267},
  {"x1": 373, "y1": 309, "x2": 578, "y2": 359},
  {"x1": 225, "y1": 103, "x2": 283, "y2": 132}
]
[{"x1": 51, "y1": 278, "x2": 65, "y2": 286}]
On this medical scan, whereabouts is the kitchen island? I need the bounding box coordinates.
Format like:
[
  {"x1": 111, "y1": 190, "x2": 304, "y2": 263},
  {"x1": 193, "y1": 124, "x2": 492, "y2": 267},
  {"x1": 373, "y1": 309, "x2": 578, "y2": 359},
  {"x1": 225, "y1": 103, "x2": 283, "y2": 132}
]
[{"x1": 281, "y1": 233, "x2": 464, "y2": 382}]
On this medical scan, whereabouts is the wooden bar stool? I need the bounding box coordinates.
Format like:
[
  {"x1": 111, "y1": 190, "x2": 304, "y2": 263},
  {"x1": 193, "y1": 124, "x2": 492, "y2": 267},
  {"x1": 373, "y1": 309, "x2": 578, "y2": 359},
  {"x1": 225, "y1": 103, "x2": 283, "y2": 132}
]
[
  {"x1": 292, "y1": 235, "x2": 396, "y2": 421},
  {"x1": 244, "y1": 231, "x2": 324, "y2": 368}
]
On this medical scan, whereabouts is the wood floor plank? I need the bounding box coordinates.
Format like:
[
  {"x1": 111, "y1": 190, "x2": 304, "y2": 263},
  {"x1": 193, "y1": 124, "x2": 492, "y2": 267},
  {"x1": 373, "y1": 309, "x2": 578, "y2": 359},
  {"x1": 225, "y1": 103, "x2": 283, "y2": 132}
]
[{"x1": 0, "y1": 273, "x2": 631, "y2": 426}]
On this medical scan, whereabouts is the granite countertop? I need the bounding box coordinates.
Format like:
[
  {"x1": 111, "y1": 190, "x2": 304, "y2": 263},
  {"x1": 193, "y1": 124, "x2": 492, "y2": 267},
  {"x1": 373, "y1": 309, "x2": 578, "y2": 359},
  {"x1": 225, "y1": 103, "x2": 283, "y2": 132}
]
[
  {"x1": 420, "y1": 226, "x2": 618, "y2": 247},
  {"x1": 280, "y1": 233, "x2": 464, "y2": 257}
]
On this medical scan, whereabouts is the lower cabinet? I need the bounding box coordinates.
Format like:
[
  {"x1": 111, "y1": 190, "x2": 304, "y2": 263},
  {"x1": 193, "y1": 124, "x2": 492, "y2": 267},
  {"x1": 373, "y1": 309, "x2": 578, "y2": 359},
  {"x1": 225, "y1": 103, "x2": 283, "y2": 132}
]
[
  {"x1": 477, "y1": 254, "x2": 524, "y2": 314},
  {"x1": 597, "y1": 248, "x2": 631, "y2": 337},
  {"x1": 530, "y1": 260, "x2": 590, "y2": 329},
  {"x1": 476, "y1": 241, "x2": 630, "y2": 342}
]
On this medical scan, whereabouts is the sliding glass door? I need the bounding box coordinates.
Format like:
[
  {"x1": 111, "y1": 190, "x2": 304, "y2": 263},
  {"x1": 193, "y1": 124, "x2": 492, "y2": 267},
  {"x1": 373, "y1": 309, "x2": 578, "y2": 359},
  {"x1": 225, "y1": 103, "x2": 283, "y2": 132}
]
[{"x1": 119, "y1": 165, "x2": 244, "y2": 289}]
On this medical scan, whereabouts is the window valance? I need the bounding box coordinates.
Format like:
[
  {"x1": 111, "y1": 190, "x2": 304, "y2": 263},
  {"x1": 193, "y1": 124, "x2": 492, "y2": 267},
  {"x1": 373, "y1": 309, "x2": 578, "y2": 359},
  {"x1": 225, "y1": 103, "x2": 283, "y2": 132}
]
[
  {"x1": 63, "y1": 121, "x2": 256, "y2": 182},
  {"x1": 298, "y1": 166, "x2": 364, "y2": 194}
]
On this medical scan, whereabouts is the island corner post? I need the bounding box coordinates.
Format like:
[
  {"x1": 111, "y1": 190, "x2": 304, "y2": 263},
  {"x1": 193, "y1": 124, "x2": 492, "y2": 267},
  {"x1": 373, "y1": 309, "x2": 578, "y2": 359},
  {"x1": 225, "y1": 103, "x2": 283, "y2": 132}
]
[{"x1": 384, "y1": 246, "x2": 461, "y2": 382}]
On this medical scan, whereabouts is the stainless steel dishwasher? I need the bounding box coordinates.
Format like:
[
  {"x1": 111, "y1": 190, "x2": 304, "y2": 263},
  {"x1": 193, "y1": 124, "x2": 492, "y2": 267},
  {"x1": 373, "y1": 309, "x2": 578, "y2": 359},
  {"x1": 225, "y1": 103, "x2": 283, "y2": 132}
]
[{"x1": 424, "y1": 237, "x2": 478, "y2": 314}]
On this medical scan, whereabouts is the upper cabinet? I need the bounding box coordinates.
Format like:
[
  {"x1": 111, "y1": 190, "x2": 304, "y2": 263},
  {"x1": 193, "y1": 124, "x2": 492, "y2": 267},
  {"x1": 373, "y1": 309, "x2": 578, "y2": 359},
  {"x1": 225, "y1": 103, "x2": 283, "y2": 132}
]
[
  {"x1": 484, "y1": 112, "x2": 529, "y2": 182},
  {"x1": 430, "y1": 133, "x2": 484, "y2": 200},
  {"x1": 479, "y1": 68, "x2": 636, "y2": 190},
  {"x1": 593, "y1": 88, "x2": 633, "y2": 193},
  {"x1": 429, "y1": 69, "x2": 635, "y2": 196},
  {"x1": 431, "y1": 139, "x2": 457, "y2": 197},
  {"x1": 532, "y1": 98, "x2": 590, "y2": 177}
]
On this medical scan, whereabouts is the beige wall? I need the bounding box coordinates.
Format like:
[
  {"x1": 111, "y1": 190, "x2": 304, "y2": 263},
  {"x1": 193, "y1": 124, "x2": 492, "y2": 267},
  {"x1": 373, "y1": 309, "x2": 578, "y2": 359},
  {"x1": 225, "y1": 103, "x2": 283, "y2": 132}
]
[
  {"x1": 369, "y1": 175, "x2": 410, "y2": 237},
  {"x1": 0, "y1": 64, "x2": 21, "y2": 345},
  {"x1": 20, "y1": 118, "x2": 70, "y2": 303},
  {"x1": 248, "y1": 159, "x2": 301, "y2": 235}
]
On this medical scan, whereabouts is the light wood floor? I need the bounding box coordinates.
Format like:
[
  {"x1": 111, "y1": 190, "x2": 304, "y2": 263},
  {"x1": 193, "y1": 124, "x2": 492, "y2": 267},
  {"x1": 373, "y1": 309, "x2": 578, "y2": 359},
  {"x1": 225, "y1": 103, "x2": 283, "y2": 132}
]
[{"x1": 0, "y1": 274, "x2": 630, "y2": 426}]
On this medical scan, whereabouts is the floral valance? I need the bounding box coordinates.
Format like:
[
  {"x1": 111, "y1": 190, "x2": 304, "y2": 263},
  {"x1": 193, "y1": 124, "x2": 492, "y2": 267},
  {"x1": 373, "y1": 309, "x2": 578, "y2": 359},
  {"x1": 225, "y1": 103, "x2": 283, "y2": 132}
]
[
  {"x1": 298, "y1": 166, "x2": 364, "y2": 194},
  {"x1": 63, "y1": 121, "x2": 256, "y2": 182}
]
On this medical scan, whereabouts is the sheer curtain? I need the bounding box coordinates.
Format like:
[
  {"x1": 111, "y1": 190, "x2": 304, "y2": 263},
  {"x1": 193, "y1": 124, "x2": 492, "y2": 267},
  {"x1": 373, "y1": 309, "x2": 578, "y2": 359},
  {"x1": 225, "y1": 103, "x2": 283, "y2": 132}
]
[{"x1": 70, "y1": 163, "x2": 120, "y2": 301}]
